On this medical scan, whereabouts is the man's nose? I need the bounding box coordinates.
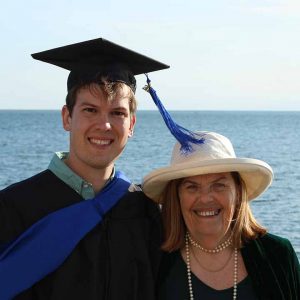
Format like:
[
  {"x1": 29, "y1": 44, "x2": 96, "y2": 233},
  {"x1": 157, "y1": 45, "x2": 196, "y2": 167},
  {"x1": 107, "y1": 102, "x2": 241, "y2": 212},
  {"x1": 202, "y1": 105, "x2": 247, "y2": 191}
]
[{"x1": 96, "y1": 114, "x2": 112, "y2": 131}]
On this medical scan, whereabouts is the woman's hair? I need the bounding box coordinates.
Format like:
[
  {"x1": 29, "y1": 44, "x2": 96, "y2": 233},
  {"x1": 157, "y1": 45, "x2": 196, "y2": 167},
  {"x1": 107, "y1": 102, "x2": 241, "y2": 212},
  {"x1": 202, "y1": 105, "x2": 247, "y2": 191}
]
[
  {"x1": 160, "y1": 172, "x2": 267, "y2": 252},
  {"x1": 65, "y1": 77, "x2": 137, "y2": 116}
]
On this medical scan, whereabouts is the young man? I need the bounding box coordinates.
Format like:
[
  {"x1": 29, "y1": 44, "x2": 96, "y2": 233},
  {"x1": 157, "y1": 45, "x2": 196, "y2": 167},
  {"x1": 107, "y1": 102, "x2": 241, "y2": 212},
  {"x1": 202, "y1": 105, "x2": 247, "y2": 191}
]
[{"x1": 0, "y1": 38, "x2": 169, "y2": 300}]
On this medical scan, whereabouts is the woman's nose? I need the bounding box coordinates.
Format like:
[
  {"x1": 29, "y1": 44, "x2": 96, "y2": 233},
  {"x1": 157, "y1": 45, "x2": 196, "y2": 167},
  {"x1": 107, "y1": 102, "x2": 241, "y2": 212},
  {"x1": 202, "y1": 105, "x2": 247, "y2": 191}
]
[{"x1": 196, "y1": 188, "x2": 213, "y2": 203}]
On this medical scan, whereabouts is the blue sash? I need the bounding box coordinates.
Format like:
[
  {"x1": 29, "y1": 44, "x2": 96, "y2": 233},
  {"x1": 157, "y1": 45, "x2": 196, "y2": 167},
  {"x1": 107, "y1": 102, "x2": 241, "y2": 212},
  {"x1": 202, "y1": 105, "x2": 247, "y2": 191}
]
[{"x1": 0, "y1": 171, "x2": 131, "y2": 300}]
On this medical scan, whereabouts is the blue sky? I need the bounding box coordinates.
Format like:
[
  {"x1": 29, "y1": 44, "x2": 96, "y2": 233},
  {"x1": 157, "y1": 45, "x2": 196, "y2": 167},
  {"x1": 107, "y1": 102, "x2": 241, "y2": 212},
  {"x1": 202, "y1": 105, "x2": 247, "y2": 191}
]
[{"x1": 1, "y1": 0, "x2": 299, "y2": 110}]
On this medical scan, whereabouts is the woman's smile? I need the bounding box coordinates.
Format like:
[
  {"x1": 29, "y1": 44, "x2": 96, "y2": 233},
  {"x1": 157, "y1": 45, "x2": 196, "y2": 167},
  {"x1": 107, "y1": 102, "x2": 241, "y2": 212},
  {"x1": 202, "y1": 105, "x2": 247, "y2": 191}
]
[{"x1": 193, "y1": 208, "x2": 222, "y2": 217}]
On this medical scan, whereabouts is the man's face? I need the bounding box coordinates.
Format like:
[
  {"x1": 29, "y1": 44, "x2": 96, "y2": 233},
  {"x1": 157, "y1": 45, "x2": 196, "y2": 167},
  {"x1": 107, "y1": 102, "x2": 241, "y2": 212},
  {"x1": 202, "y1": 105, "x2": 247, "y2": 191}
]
[{"x1": 62, "y1": 84, "x2": 136, "y2": 176}]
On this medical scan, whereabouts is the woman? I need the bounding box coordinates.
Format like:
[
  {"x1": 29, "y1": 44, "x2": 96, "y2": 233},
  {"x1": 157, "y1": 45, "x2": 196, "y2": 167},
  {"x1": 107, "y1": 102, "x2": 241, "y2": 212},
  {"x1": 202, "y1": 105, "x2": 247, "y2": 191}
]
[{"x1": 143, "y1": 131, "x2": 300, "y2": 300}]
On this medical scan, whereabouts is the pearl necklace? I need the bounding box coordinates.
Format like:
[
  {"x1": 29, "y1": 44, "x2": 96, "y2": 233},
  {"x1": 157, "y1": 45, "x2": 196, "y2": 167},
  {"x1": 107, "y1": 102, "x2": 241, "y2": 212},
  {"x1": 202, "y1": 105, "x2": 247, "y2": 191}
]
[
  {"x1": 185, "y1": 232, "x2": 238, "y2": 300},
  {"x1": 187, "y1": 231, "x2": 232, "y2": 253}
]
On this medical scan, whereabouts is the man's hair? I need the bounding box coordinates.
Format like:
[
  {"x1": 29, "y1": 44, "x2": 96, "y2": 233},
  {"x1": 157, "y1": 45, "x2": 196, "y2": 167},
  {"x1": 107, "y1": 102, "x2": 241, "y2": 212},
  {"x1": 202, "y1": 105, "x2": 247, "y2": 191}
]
[
  {"x1": 65, "y1": 77, "x2": 137, "y2": 116},
  {"x1": 160, "y1": 172, "x2": 267, "y2": 252}
]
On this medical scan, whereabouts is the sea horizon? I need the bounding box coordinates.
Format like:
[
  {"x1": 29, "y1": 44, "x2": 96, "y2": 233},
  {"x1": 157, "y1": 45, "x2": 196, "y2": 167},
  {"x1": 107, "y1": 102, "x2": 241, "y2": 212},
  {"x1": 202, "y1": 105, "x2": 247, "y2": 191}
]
[{"x1": 1, "y1": 110, "x2": 299, "y2": 258}]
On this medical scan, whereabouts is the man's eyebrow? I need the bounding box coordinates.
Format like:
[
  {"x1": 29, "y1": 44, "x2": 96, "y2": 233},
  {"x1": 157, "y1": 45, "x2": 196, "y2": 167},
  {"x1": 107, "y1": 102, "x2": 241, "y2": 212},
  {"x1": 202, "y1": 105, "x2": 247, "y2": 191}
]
[
  {"x1": 78, "y1": 101, "x2": 98, "y2": 107},
  {"x1": 111, "y1": 106, "x2": 128, "y2": 111}
]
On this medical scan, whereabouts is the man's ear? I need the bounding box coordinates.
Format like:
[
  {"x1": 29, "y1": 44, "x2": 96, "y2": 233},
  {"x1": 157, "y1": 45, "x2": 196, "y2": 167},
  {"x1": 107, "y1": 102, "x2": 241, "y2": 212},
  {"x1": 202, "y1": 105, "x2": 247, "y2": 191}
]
[
  {"x1": 62, "y1": 105, "x2": 71, "y2": 131},
  {"x1": 128, "y1": 114, "x2": 136, "y2": 138}
]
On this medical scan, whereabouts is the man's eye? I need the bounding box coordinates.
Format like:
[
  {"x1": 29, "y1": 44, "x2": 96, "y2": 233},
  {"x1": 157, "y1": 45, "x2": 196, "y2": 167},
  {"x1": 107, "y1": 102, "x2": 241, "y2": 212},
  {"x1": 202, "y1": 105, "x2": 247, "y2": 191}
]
[
  {"x1": 83, "y1": 107, "x2": 96, "y2": 113},
  {"x1": 112, "y1": 111, "x2": 126, "y2": 117}
]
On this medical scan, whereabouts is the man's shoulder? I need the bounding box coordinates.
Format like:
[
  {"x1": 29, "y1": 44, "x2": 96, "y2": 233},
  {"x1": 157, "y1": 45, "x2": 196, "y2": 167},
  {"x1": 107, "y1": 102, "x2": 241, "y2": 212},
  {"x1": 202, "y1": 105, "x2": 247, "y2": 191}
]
[
  {"x1": 111, "y1": 184, "x2": 160, "y2": 219},
  {"x1": 124, "y1": 184, "x2": 159, "y2": 209},
  {"x1": 1, "y1": 170, "x2": 55, "y2": 195},
  {"x1": 0, "y1": 169, "x2": 82, "y2": 241},
  {"x1": 0, "y1": 169, "x2": 81, "y2": 213}
]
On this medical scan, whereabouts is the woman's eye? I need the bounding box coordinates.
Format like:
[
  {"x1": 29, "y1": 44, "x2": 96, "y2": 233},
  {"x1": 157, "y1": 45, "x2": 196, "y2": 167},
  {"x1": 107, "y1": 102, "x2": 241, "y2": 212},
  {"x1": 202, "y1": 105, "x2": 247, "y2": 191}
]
[
  {"x1": 189, "y1": 186, "x2": 198, "y2": 192},
  {"x1": 212, "y1": 183, "x2": 226, "y2": 191},
  {"x1": 183, "y1": 184, "x2": 199, "y2": 193}
]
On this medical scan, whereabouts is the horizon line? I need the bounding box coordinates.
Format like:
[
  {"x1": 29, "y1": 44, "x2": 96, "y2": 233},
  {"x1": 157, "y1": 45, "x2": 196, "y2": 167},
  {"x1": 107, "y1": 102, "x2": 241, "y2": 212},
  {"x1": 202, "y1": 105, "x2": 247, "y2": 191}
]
[{"x1": 0, "y1": 108, "x2": 300, "y2": 112}]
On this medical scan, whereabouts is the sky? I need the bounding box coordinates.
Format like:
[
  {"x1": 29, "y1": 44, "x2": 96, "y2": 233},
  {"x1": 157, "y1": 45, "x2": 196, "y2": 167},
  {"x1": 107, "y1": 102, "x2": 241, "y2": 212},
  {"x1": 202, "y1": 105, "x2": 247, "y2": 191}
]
[{"x1": 0, "y1": 0, "x2": 300, "y2": 110}]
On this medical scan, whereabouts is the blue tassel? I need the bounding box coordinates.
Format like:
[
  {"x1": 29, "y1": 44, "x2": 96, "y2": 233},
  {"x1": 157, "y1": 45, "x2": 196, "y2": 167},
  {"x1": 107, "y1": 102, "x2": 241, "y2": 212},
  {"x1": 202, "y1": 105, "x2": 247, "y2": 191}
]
[{"x1": 143, "y1": 74, "x2": 205, "y2": 154}]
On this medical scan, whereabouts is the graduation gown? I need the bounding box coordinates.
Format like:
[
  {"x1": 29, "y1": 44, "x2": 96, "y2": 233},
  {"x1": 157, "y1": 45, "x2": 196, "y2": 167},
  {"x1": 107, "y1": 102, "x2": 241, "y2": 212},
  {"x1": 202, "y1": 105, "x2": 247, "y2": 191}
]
[{"x1": 0, "y1": 170, "x2": 162, "y2": 300}]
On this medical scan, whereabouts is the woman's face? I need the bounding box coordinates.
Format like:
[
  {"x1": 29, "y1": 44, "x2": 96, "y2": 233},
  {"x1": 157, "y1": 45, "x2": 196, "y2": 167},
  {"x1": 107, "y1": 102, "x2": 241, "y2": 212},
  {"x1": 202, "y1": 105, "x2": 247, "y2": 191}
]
[{"x1": 178, "y1": 172, "x2": 237, "y2": 243}]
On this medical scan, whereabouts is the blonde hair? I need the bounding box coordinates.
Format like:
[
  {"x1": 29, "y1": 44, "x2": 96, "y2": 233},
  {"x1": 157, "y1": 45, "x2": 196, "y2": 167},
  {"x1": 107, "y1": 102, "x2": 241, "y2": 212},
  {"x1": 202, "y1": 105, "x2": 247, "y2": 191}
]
[{"x1": 161, "y1": 172, "x2": 267, "y2": 252}]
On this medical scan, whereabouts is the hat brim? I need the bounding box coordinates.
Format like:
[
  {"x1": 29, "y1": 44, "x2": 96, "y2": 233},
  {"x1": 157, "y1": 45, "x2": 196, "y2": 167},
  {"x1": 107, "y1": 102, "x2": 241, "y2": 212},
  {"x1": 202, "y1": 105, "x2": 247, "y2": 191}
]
[{"x1": 142, "y1": 158, "x2": 273, "y2": 203}]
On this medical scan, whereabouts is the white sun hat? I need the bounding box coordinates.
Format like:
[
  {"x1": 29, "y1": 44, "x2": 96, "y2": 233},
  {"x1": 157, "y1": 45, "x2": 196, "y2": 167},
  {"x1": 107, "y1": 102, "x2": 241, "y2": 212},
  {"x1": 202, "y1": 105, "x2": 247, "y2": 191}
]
[{"x1": 142, "y1": 131, "x2": 273, "y2": 203}]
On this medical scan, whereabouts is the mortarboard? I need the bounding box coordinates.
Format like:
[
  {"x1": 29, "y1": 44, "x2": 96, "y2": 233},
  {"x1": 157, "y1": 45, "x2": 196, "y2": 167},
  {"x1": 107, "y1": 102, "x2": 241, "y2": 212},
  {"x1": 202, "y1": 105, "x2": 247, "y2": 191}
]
[
  {"x1": 31, "y1": 38, "x2": 169, "y2": 93},
  {"x1": 32, "y1": 38, "x2": 204, "y2": 153}
]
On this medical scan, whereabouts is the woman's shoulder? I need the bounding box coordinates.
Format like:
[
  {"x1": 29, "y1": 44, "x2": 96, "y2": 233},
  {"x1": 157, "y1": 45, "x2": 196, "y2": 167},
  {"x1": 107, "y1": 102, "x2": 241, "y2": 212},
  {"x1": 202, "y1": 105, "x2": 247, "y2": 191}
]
[
  {"x1": 243, "y1": 232, "x2": 297, "y2": 261},
  {"x1": 242, "y1": 235, "x2": 300, "y2": 299},
  {"x1": 258, "y1": 232, "x2": 294, "y2": 253}
]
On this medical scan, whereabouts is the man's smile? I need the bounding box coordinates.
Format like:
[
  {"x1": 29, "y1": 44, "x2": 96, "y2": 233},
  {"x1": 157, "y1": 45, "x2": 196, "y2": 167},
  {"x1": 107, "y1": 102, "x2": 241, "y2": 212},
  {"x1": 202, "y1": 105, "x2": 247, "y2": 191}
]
[{"x1": 89, "y1": 138, "x2": 113, "y2": 146}]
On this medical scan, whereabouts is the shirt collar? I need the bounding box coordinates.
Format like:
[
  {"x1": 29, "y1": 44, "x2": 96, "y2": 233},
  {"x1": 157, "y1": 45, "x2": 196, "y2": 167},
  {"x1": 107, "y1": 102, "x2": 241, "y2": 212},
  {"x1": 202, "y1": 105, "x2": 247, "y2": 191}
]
[{"x1": 48, "y1": 152, "x2": 115, "y2": 200}]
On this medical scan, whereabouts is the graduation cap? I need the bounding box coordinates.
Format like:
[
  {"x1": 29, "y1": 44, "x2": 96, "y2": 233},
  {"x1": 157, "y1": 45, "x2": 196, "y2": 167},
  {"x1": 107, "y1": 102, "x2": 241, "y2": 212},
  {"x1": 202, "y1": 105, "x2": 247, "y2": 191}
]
[
  {"x1": 31, "y1": 38, "x2": 169, "y2": 93},
  {"x1": 32, "y1": 38, "x2": 205, "y2": 153}
]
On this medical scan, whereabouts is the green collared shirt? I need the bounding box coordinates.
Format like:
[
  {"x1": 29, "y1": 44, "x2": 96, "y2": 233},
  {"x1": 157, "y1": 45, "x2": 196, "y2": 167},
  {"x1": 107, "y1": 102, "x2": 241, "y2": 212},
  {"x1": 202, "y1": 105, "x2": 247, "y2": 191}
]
[{"x1": 48, "y1": 152, "x2": 115, "y2": 200}]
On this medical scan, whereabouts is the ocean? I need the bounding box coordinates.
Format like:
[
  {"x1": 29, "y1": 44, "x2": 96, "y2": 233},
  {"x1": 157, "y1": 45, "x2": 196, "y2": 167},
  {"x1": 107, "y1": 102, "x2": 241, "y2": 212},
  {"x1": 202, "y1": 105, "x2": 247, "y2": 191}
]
[{"x1": 0, "y1": 110, "x2": 299, "y2": 258}]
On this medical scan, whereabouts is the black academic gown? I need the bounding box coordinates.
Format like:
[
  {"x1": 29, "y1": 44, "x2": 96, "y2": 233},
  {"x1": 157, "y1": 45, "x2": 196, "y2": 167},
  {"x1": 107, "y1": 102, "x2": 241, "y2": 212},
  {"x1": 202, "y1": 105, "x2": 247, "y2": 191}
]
[{"x1": 0, "y1": 170, "x2": 162, "y2": 300}]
